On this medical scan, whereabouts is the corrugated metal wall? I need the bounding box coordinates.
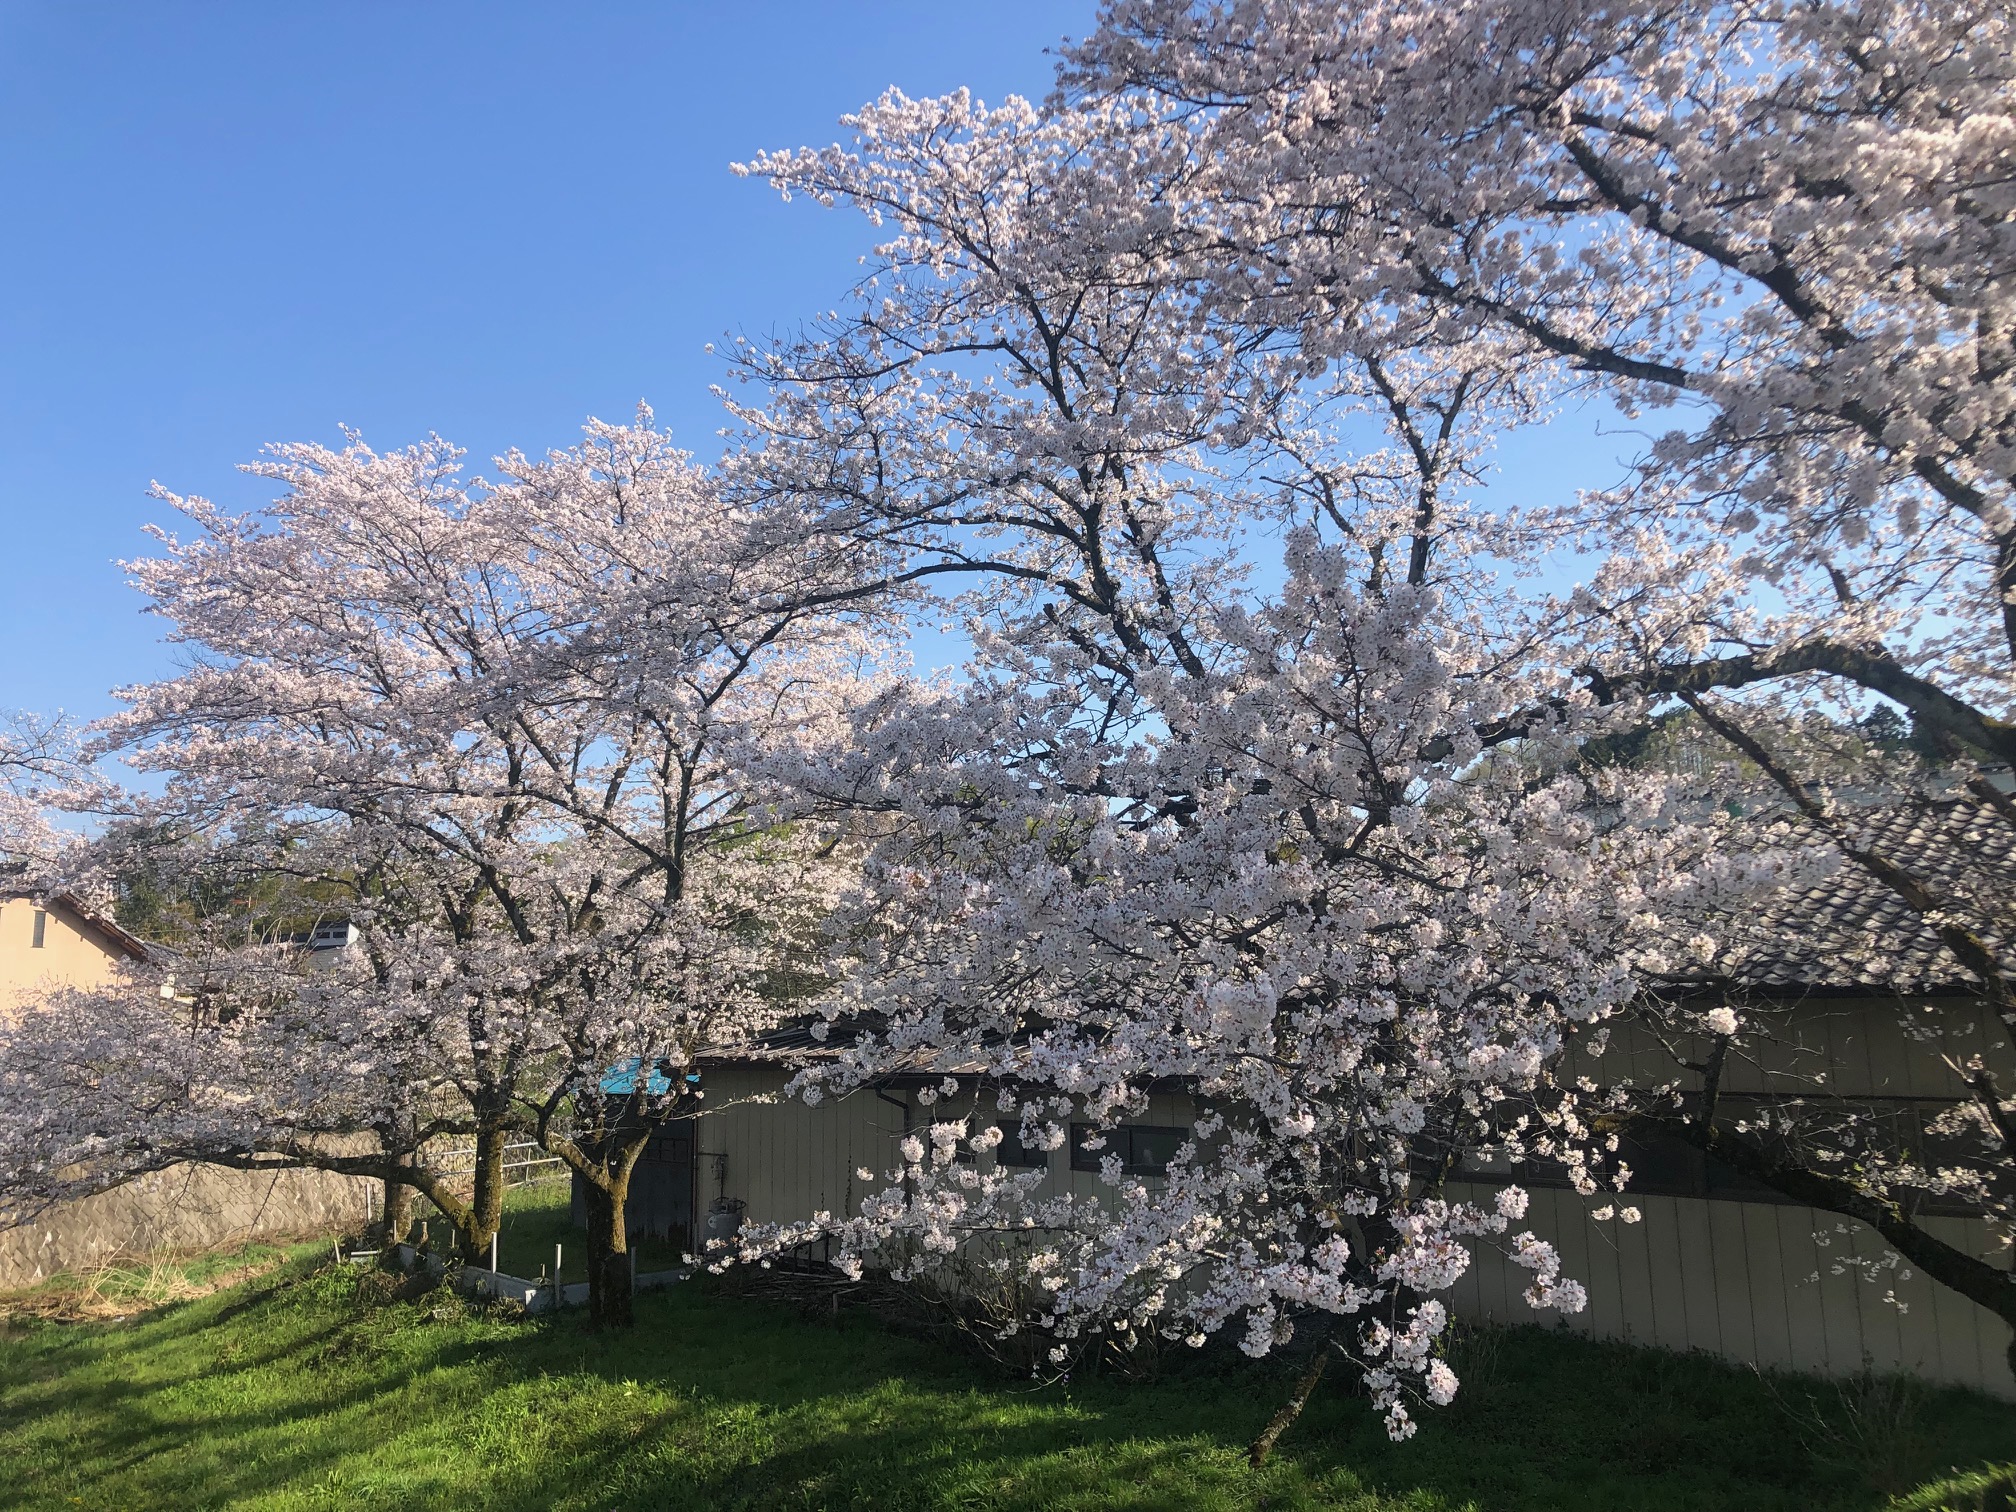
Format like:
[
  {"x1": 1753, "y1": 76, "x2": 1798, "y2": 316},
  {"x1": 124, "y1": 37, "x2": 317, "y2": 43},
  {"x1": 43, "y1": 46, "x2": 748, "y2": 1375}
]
[
  {"x1": 696, "y1": 1063, "x2": 901, "y2": 1229},
  {"x1": 1517, "y1": 992, "x2": 2016, "y2": 1397},
  {"x1": 697, "y1": 1049, "x2": 2014, "y2": 1398},
  {"x1": 1444, "y1": 1182, "x2": 2013, "y2": 1398}
]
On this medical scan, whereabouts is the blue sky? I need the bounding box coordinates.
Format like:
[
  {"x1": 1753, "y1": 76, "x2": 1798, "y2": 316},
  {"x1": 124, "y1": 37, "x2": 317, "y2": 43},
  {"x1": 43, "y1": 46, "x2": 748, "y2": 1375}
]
[
  {"x1": 0, "y1": 1, "x2": 1096, "y2": 719},
  {"x1": 0, "y1": 2, "x2": 1640, "y2": 729}
]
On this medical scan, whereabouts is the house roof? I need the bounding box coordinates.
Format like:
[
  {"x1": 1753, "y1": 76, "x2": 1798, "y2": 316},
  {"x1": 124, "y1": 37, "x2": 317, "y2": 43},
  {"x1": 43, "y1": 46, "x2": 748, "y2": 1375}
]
[{"x1": 1712, "y1": 798, "x2": 2016, "y2": 993}]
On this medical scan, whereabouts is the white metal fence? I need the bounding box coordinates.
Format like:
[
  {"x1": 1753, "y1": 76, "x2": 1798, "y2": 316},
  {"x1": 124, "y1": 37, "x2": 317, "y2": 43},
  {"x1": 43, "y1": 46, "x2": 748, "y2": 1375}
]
[{"x1": 426, "y1": 1139, "x2": 567, "y2": 1187}]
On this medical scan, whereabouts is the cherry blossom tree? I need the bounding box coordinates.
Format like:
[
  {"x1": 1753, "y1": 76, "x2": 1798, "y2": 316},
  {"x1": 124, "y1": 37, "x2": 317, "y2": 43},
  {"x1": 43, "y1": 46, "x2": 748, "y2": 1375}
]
[
  {"x1": 748, "y1": 538, "x2": 1742, "y2": 1441},
  {"x1": 715, "y1": 85, "x2": 1763, "y2": 1440},
  {"x1": 469, "y1": 422, "x2": 881, "y2": 1323},
  {"x1": 0, "y1": 414, "x2": 885, "y2": 1326},
  {"x1": 524, "y1": 826, "x2": 845, "y2": 1325},
  {"x1": 0, "y1": 909, "x2": 476, "y2": 1242},
  {"x1": 1066, "y1": 0, "x2": 2016, "y2": 1360}
]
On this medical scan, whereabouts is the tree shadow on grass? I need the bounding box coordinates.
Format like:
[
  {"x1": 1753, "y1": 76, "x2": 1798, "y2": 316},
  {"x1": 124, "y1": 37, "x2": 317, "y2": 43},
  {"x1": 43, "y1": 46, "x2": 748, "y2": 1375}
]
[
  {"x1": 3, "y1": 1270, "x2": 2013, "y2": 1512},
  {"x1": 0, "y1": 1264, "x2": 529, "y2": 1508},
  {"x1": 449, "y1": 1296, "x2": 2014, "y2": 1512}
]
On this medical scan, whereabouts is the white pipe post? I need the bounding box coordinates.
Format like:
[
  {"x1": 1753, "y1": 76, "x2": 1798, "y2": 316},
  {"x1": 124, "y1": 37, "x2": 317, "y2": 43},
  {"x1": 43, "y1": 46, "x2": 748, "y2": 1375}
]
[
  {"x1": 489, "y1": 1232, "x2": 498, "y2": 1275},
  {"x1": 629, "y1": 1248, "x2": 637, "y2": 1296},
  {"x1": 554, "y1": 1243, "x2": 563, "y2": 1308}
]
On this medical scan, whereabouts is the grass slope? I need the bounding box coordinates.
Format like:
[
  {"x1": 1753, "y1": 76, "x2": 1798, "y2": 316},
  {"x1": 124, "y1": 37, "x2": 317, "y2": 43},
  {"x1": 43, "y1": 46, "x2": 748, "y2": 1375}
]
[{"x1": 1, "y1": 1241, "x2": 2011, "y2": 1511}]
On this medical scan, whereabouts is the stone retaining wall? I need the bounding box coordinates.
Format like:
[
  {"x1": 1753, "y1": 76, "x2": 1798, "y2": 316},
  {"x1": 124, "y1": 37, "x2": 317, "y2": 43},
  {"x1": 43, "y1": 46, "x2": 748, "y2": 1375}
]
[{"x1": 0, "y1": 1164, "x2": 374, "y2": 1289}]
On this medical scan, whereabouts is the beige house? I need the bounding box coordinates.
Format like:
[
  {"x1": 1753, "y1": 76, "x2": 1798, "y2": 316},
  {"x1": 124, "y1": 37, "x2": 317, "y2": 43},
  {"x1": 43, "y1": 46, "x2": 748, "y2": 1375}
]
[
  {"x1": 0, "y1": 889, "x2": 371, "y2": 1288},
  {"x1": 0, "y1": 891, "x2": 148, "y2": 1020}
]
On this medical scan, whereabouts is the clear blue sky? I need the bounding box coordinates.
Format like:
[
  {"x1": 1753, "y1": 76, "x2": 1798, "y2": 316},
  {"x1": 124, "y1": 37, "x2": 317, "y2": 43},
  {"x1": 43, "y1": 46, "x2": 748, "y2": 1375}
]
[
  {"x1": 0, "y1": 1, "x2": 1638, "y2": 729},
  {"x1": 0, "y1": 1, "x2": 1096, "y2": 720}
]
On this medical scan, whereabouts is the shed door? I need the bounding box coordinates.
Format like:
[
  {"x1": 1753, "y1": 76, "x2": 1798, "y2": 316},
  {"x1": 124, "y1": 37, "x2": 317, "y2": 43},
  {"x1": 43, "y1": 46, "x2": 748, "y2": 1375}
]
[{"x1": 624, "y1": 1119, "x2": 695, "y2": 1248}]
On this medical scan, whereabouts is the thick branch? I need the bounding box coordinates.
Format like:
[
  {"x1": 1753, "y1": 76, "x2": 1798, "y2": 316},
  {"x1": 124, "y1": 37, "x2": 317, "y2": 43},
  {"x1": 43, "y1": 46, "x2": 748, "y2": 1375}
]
[{"x1": 1643, "y1": 1111, "x2": 2016, "y2": 1331}]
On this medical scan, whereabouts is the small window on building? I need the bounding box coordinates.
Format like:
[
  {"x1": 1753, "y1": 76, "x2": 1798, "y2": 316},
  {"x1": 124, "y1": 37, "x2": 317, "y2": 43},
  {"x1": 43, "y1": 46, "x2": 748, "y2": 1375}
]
[
  {"x1": 991, "y1": 1126, "x2": 1049, "y2": 1169},
  {"x1": 1070, "y1": 1123, "x2": 1188, "y2": 1177},
  {"x1": 1457, "y1": 1148, "x2": 1515, "y2": 1177},
  {"x1": 30, "y1": 909, "x2": 47, "y2": 948}
]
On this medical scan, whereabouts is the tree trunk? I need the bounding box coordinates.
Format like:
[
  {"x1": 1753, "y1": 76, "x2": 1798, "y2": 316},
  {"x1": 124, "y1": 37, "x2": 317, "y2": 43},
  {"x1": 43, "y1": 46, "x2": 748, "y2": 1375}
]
[
  {"x1": 1250, "y1": 1341, "x2": 1331, "y2": 1469},
  {"x1": 579, "y1": 1172, "x2": 635, "y2": 1330},
  {"x1": 457, "y1": 1123, "x2": 509, "y2": 1265},
  {"x1": 372, "y1": 1166, "x2": 415, "y2": 1250}
]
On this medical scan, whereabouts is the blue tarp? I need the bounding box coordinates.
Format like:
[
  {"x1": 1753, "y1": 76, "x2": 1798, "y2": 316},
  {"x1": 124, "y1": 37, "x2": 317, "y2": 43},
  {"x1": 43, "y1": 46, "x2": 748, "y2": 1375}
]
[{"x1": 595, "y1": 1057, "x2": 702, "y2": 1097}]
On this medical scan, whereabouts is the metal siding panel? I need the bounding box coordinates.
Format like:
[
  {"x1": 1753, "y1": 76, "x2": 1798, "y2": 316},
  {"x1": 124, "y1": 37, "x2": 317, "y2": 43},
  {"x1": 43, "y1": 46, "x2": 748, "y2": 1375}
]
[
  {"x1": 787, "y1": 1090, "x2": 810, "y2": 1220},
  {"x1": 1441, "y1": 1183, "x2": 1485, "y2": 1323},
  {"x1": 1610, "y1": 1191, "x2": 1660, "y2": 1347},
  {"x1": 1582, "y1": 1208, "x2": 1629, "y2": 1347},
  {"x1": 1847, "y1": 1237, "x2": 1909, "y2": 1377},
  {"x1": 1739, "y1": 1201, "x2": 1796, "y2": 1372},
  {"x1": 1607, "y1": 1019, "x2": 1666, "y2": 1085},
  {"x1": 751, "y1": 1074, "x2": 781, "y2": 1224},
  {"x1": 1547, "y1": 1188, "x2": 1597, "y2": 1337},
  {"x1": 1479, "y1": 1188, "x2": 1519, "y2": 1313},
  {"x1": 1885, "y1": 1237, "x2": 1947, "y2": 1383},
  {"x1": 1918, "y1": 1214, "x2": 2010, "y2": 1396},
  {"x1": 1705, "y1": 1199, "x2": 1757, "y2": 1363},
  {"x1": 1808, "y1": 1209, "x2": 1871, "y2": 1379},
  {"x1": 767, "y1": 1094, "x2": 791, "y2": 1225},
  {"x1": 1860, "y1": 1002, "x2": 1948, "y2": 1099},
  {"x1": 1718, "y1": 1003, "x2": 1773, "y2": 1096},
  {"x1": 1471, "y1": 1185, "x2": 1516, "y2": 1323},
  {"x1": 1672, "y1": 1195, "x2": 1725, "y2": 1355},
  {"x1": 1828, "y1": 999, "x2": 1883, "y2": 1101},
  {"x1": 1770, "y1": 1206, "x2": 1835, "y2": 1377},
  {"x1": 726, "y1": 1075, "x2": 756, "y2": 1218},
  {"x1": 1640, "y1": 1196, "x2": 1697, "y2": 1353},
  {"x1": 1920, "y1": 1254, "x2": 1985, "y2": 1392}
]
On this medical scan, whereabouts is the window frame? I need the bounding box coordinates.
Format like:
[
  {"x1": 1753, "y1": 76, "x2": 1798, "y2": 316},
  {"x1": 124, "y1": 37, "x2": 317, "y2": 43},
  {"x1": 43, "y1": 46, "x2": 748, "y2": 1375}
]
[
  {"x1": 1069, "y1": 1122, "x2": 1189, "y2": 1177},
  {"x1": 990, "y1": 1125, "x2": 1050, "y2": 1170}
]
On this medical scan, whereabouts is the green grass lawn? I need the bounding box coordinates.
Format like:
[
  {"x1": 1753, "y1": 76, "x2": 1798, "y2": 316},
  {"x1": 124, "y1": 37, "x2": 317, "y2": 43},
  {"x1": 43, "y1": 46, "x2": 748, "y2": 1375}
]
[{"x1": 1, "y1": 1227, "x2": 2011, "y2": 1512}]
